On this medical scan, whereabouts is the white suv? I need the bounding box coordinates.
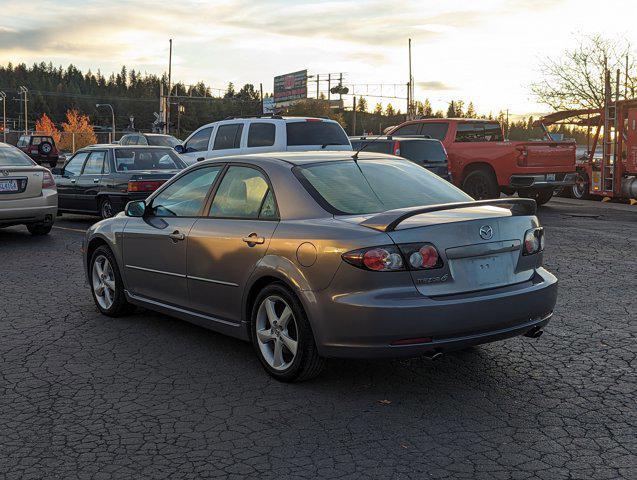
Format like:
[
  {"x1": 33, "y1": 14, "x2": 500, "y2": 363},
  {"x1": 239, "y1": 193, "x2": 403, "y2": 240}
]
[{"x1": 175, "y1": 116, "x2": 352, "y2": 164}]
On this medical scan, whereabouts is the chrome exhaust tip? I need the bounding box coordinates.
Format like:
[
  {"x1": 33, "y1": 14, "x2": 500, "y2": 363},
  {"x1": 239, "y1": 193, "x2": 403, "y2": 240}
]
[
  {"x1": 524, "y1": 327, "x2": 544, "y2": 339},
  {"x1": 424, "y1": 351, "x2": 443, "y2": 360}
]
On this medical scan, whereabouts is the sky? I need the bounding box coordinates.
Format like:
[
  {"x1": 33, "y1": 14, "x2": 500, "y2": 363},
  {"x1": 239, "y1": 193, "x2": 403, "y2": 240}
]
[{"x1": 0, "y1": 0, "x2": 635, "y2": 116}]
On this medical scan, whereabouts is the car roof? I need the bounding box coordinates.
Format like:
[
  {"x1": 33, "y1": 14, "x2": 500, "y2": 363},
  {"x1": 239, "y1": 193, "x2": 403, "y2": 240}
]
[
  {"x1": 194, "y1": 116, "x2": 340, "y2": 131},
  {"x1": 82, "y1": 144, "x2": 175, "y2": 150},
  {"x1": 349, "y1": 136, "x2": 442, "y2": 143},
  {"x1": 199, "y1": 150, "x2": 396, "y2": 167}
]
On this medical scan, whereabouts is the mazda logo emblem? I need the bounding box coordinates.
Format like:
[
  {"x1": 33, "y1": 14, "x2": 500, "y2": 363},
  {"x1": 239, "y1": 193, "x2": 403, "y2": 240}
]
[{"x1": 479, "y1": 225, "x2": 493, "y2": 240}]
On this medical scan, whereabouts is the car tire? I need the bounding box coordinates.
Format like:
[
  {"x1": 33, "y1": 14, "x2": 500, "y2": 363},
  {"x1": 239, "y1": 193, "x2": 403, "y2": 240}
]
[
  {"x1": 571, "y1": 170, "x2": 594, "y2": 200},
  {"x1": 38, "y1": 141, "x2": 53, "y2": 156},
  {"x1": 89, "y1": 245, "x2": 135, "y2": 317},
  {"x1": 519, "y1": 188, "x2": 554, "y2": 206},
  {"x1": 99, "y1": 197, "x2": 114, "y2": 220},
  {"x1": 26, "y1": 223, "x2": 53, "y2": 236},
  {"x1": 250, "y1": 282, "x2": 325, "y2": 382},
  {"x1": 462, "y1": 167, "x2": 500, "y2": 199}
]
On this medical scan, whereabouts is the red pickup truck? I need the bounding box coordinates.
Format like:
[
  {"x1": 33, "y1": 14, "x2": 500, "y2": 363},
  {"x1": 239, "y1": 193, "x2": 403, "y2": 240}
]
[{"x1": 388, "y1": 119, "x2": 577, "y2": 205}]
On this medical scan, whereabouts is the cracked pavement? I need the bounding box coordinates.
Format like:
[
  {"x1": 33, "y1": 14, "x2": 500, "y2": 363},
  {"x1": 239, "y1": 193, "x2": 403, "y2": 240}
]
[{"x1": 0, "y1": 198, "x2": 635, "y2": 479}]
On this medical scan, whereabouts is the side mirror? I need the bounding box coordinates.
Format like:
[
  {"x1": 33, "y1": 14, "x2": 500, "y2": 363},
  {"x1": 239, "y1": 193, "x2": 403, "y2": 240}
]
[
  {"x1": 174, "y1": 144, "x2": 185, "y2": 154},
  {"x1": 125, "y1": 200, "x2": 146, "y2": 217},
  {"x1": 50, "y1": 167, "x2": 63, "y2": 175}
]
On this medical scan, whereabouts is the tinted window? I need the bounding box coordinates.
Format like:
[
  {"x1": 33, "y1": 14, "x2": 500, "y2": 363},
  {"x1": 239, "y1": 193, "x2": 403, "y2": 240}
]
[
  {"x1": 82, "y1": 151, "x2": 107, "y2": 174},
  {"x1": 147, "y1": 135, "x2": 181, "y2": 147},
  {"x1": 399, "y1": 141, "x2": 447, "y2": 163},
  {"x1": 114, "y1": 148, "x2": 184, "y2": 171},
  {"x1": 286, "y1": 121, "x2": 349, "y2": 146},
  {"x1": 247, "y1": 123, "x2": 276, "y2": 147},
  {"x1": 420, "y1": 123, "x2": 449, "y2": 141},
  {"x1": 392, "y1": 123, "x2": 421, "y2": 136},
  {"x1": 351, "y1": 140, "x2": 393, "y2": 154},
  {"x1": 214, "y1": 124, "x2": 243, "y2": 150},
  {"x1": 64, "y1": 152, "x2": 89, "y2": 176},
  {"x1": 0, "y1": 146, "x2": 34, "y2": 166},
  {"x1": 209, "y1": 166, "x2": 276, "y2": 219},
  {"x1": 455, "y1": 123, "x2": 486, "y2": 142},
  {"x1": 184, "y1": 127, "x2": 213, "y2": 152},
  {"x1": 17, "y1": 136, "x2": 28, "y2": 147},
  {"x1": 297, "y1": 159, "x2": 469, "y2": 215},
  {"x1": 483, "y1": 123, "x2": 504, "y2": 141},
  {"x1": 152, "y1": 167, "x2": 221, "y2": 217}
]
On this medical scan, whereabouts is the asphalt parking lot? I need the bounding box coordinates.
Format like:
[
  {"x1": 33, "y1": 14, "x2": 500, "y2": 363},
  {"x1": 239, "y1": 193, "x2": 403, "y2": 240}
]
[{"x1": 0, "y1": 197, "x2": 635, "y2": 479}]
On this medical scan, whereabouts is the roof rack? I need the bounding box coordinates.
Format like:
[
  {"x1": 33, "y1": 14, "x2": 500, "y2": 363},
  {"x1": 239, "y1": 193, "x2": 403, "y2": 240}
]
[{"x1": 222, "y1": 114, "x2": 284, "y2": 120}]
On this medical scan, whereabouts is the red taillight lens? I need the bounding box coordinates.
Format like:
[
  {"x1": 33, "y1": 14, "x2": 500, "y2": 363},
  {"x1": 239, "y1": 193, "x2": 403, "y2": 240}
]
[
  {"x1": 305, "y1": 118, "x2": 322, "y2": 122},
  {"x1": 399, "y1": 243, "x2": 443, "y2": 270},
  {"x1": 342, "y1": 243, "x2": 443, "y2": 272},
  {"x1": 127, "y1": 180, "x2": 165, "y2": 192},
  {"x1": 42, "y1": 170, "x2": 56, "y2": 189},
  {"x1": 393, "y1": 141, "x2": 401, "y2": 156},
  {"x1": 523, "y1": 227, "x2": 544, "y2": 255}
]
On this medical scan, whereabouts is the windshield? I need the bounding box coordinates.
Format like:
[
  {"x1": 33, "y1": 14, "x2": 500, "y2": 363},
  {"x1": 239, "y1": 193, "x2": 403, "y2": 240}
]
[
  {"x1": 350, "y1": 140, "x2": 393, "y2": 154},
  {"x1": 286, "y1": 121, "x2": 349, "y2": 146},
  {"x1": 399, "y1": 141, "x2": 447, "y2": 163},
  {"x1": 147, "y1": 135, "x2": 181, "y2": 148},
  {"x1": 296, "y1": 159, "x2": 470, "y2": 215},
  {"x1": 114, "y1": 148, "x2": 185, "y2": 172},
  {"x1": 0, "y1": 146, "x2": 35, "y2": 166}
]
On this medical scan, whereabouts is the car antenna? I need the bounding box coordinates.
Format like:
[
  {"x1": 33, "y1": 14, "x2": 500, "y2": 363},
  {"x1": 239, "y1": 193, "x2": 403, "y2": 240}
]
[{"x1": 352, "y1": 132, "x2": 388, "y2": 161}]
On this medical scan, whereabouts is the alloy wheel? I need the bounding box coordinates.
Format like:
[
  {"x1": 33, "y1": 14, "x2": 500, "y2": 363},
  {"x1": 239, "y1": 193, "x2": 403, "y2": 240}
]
[
  {"x1": 92, "y1": 255, "x2": 116, "y2": 309},
  {"x1": 255, "y1": 295, "x2": 299, "y2": 371}
]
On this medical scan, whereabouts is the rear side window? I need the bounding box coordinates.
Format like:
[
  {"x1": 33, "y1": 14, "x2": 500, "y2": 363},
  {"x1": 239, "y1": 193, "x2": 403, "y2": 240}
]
[
  {"x1": 286, "y1": 121, "x2": 348, "y2": 146},
  {"x1": 214, "y1": 124, "x2": 243, "y2": 150},
  {"x1": 420, "y1": 123, "x2": 449, "y2": 141},
  {"x1": 399, "y1": 141, "x2": 447, "y2": 163},
  {"x1": 392, "y1": 123, "x2": 421, "y2": 136},
  {"x1": 0, "y1": 146, "x2": 35, "y2": 166},
  {"x1": 209, "y1": 166, "x2": 276, "y2": 219},
  {"x1": 248, "y1": 123, "x2": 276, "y2": 147},
  {"x1": 483, "y1": 123, "x2": 504, "y2": 141},
  {"x1": 17, "y1": 136, "x2": 29, "y2": 147},
  {"x1": 455, "y1": 123, "x2": 502, "y2": 142},
  {"x1": 185, "y1": 127, "x2": 213, "y2": 152}
]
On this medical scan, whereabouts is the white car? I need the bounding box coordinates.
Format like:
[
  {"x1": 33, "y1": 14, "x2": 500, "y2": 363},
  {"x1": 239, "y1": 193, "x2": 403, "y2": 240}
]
[
  {"x1": 0, "y1": 142, "x2": 58, "y2": 235},
  {"x1": 175, "y1": 116, "x2": 352, "y2": 164}
]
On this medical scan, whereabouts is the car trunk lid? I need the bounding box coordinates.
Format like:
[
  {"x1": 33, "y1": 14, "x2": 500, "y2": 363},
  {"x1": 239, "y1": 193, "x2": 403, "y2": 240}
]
[{"x1": 0, "y1": 167, "x2": 44, "y2": 200}]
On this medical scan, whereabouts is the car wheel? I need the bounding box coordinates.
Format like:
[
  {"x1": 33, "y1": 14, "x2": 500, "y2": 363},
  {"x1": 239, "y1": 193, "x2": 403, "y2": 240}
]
[
  {"x1": 519, "y1": 188, "x2": 554, "y2": 206},
  {"x1": 251, "y1": 283, "x2": 324, "y2": 382},
  {"x1": 99, "y1": 197, "x2": 114, "y2": 219},
  {"x1": 89, "y1": 245, "x2": 134, "y2": 317},
  {"x1": 571, "y1": 170, "x2": 593, "y2": 200},
  {"x1": 26, "y1": 223, "x2": 53, "y2": 236},
  {"x1": 462, "y1": 168, "x2": 500, "y2": 199}
]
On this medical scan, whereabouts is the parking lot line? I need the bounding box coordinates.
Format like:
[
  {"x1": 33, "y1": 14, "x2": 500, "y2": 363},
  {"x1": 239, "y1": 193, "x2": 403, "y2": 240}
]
[{"x1": 53, "y1": 225, "x2": 86, "y2": 233}]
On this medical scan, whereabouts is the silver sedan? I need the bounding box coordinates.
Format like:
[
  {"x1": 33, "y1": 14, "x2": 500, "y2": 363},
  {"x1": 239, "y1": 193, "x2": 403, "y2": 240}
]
[
  {"x1": 0, "y1": 142, "x2": 57, "y2": 235},
  {"x1": 83, "y1": 152, "x2": 557, "y2": 382}
]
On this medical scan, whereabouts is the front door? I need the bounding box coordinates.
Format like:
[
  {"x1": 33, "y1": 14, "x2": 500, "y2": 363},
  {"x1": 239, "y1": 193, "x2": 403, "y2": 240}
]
[
  {"x1": 187, "y1": 165, "x2": 279, "y2": 322},
  {"x1": 56, "y1": 151, "x2": 89, "y2": 210},
  {"x1": 122, "y1": 165, "x2": 223, "y2": 307},
  {"x1": 76, "y1": 150, "x2": 108, "y2": 212}
]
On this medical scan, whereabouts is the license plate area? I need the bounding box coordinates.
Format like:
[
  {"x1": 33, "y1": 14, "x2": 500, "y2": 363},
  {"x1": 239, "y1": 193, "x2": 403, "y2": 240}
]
[
  {"x1": 546, "y1": 173, "x2": 556, "y2": 181},
  {"x1": 0, "y1": 179, "x2": 20, "y2": 193},
  {"x1": 468, "y1": 255, "x2": 505, "y2": 286}
]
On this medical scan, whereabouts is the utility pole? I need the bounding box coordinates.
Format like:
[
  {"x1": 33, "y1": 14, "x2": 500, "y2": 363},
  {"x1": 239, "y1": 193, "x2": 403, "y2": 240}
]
[
  {"x1": 167, "y1": 38, "x2": 173, "y2": 135},
  {"x1": 19, "y1": 86, "x2": 28, "y2": 134},
  {"x1": 339, "y1": 73, "x2": 343, "y2": 104},
  {"x1": 0, "y1": 91, "x2": 6, "y2": 143},
  {"x1": 259, "y1": 83, "x2": 264, "y2": 114},
  {"x1": 408, "y1": 38, "x2": 412, "y2": 118},
  {"x1": 352, "y1": 96, "x2": 357, "y2": 135},
  {"x1": 316, "y1": 74, "x2": 319, "y2": 98},
  {"x1": 328, "y1": 74, "x2": 331, "y2": 102}
]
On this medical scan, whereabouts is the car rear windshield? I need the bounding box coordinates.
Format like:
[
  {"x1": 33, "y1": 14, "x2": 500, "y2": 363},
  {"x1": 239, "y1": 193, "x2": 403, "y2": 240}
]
[
  {"x1": 147, "y1": 135, "x2": 181, "y2": 148},
  {"x1": 0, "y1": 146, "x2": 35, "y2": 166},
  {"x1": 349, "y1": 140, "x2": 393, "y2": 154},
  {"x1": 114, "y1": 148, "x2": 185, "y2": 172},
  {"x1": 399, "y1": 140, "x2": 447, "y2": 163},
  {"x1": 296, "y1": 159, "x2": 470, "y2": 215},
  {"x1": 286, "y1": 121, "x2": 349, "y2": 146}
]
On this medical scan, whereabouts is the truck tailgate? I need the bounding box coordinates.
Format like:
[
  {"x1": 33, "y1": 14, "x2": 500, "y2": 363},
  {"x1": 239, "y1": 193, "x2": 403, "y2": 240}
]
[{"x1": 522, "y1": 143, "x2": 576, "y2": 168}]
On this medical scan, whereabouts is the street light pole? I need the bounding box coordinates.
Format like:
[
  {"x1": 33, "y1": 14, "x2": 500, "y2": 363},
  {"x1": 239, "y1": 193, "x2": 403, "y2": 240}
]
[
  {"x1": 19, "y1": 86, "x2": 28, "y2": 134},
  {"x1": 0, "y1": 91, "x2": 6, "y2": 143},
  {"x1": 96, "y1": 104, "x2": 115, "y2": 143}
]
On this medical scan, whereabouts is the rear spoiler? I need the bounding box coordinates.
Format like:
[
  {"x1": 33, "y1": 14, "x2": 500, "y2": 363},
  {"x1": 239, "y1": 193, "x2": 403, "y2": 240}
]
[{"x1": 359, "y1": 198, "x2": 537, "y2": 232}]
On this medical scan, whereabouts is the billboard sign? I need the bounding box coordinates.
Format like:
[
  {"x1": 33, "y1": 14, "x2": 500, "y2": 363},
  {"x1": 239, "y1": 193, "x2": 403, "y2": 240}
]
[{"x1": 274, "y1": 69, "x2": 307, "y2": 105}]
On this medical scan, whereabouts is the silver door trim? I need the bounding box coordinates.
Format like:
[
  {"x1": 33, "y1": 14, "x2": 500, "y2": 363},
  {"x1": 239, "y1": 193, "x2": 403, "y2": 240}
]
[
  {"x1": 188, "y1": 275, "x2": 239, "y2": 287},
  {"x1": 125, "y1": 264, "x2": 187, "y2": 278}
]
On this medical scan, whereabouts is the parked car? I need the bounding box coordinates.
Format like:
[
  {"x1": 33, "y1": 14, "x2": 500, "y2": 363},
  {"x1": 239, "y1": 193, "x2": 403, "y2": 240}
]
[
  {"x1": 0, "y1": 142, "x2": 57, "y2": 235},
  {"x1": 53, "y1": 145, "x2": 186, "y2": 219},
  {"x1": 118, "y1": 133, "x2": 182, "y2": 148},
  {"x1": 349, "y1": 136, "x2": 451, "y2": 181},
  {"x1": 83, "y1": 151, "x2": 557, "y2": 382},
  {"x1": 387, "y1": 118, "x2": 577, "y2": 205},
  {"x1": 175, "y1": 116, "x2": 352, "y2": 164},
  {"x1": 16, "y1": 134, "x2": 60, "y2": 168}
]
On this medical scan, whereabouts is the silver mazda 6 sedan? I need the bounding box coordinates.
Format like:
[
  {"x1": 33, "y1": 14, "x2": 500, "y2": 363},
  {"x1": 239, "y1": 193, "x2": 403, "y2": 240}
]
[{"x1": 83, "y1": 151, "x2": 557, "y2": 381}]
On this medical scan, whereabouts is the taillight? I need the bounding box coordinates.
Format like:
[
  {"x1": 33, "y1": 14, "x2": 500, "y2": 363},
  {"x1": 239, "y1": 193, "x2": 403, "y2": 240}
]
[
  {"x1": 42, "y1": 170, "x2": 56, "y2": 189},
  {"x1": 393, "y1": 141, "x2": 401, "y2": 156},
  {"x1": 30, "y1": 148, "x2": 39, "y2": 154},
  {"x1": 305, "y1": 118, "x2": 322, "y2": 122},
  {"x1": 523, "y1": 227, "x2": 544, "y2": 255},
  {"x1": 127, "y1": 180, "x2": 165, "y2": 192},
  {"x1": 342, "y1": 243, "x2": 443, "y2": 272}
]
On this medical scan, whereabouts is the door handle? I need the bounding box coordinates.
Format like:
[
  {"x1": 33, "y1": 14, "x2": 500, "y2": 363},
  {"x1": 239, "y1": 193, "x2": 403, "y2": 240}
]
[
  {"x1": 93, "y1": 178, "x2": 100, "y2": 183},
  {"x1": 70, "y1": 178, "x2": 77, "y2": 184},
  {"x1": 196, "y1": 157, "x2": 205, "y2": 162},
  {"x1": 242, "y1": 233, "x2": 265, "y2": 245},
  {"x1": 169, "y1": 230, "x2": 186, "y2": 242}
]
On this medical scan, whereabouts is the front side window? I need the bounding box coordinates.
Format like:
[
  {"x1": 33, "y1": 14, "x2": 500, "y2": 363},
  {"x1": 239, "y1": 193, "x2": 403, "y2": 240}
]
[
  {"x1": 286, "y1": 121, "x2": 349, "y2": 146},
  {"x1": 297, "y1": 159, "x2": 469, "y2": 215},
  {"x1": 392, "y1": 123, "x2": 421, "y2": 136},
  {"x1": 209, "y1": 166, "x2": 276, "y2": 219},
  {"x1": 247, "y1": 123, "x2": 276, "y2": 147},
  {"x1": 82, "y1": 151, "x2": 107, "y2": 174},
  {"x1": 0, "y1": 146, "x2": 35, "y2": 166},
  {"x1": 184, "y1": 127, "x2": 213, "y2": 152},
  {"x1": 214, "y1": 124, "x2": 243, "y2": 150},
  {"x1": 455, "y1": 123, "x2": 487, "y2": 142},
  {"x1": 151, "y1": 167, "x2": 222, "y2": 217},
  {"x1": 64, "y1": 152, "x2": 90, "y2": 176},
  {"x1": 114, "y1": 148, "x2": 184, "y2": 171}
]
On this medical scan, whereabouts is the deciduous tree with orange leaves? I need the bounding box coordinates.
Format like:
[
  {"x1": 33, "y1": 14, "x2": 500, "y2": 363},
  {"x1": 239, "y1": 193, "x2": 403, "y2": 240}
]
[
  {"x1": 35, "y1": 113, "x2": 61, "y2": 145},
  {"x1": 58, "y1": 109, "x2": 97, "y2": 151}
]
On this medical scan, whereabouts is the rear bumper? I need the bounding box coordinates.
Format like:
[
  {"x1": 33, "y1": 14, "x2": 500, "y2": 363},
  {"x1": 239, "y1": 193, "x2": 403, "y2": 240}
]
[
  {"x1": 509, "y1": 172, "x2": 577, "y2": 189},
  {"x1": 305, "y1": 267, "x2": 558, "y2": 359},
  {"x1": 0, "y1": 189, "x2": 58, "y2": 226}
]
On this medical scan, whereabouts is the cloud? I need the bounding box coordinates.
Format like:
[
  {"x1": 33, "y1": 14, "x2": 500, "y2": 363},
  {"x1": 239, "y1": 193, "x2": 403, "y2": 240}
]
[{"x1": 416, "y1": 81, "x2": 455, "y2": 91}]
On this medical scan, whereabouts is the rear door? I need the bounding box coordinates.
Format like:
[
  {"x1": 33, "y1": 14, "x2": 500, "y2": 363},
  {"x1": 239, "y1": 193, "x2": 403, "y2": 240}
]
[
  {"x1": 209, "y1": 123, "x2": 244, "y2": 158},
  {"x1": 122, "y1": 165, "x2": 223, "y2": 306},
  {"x1": 76, "y1": 149, "x2": 108, "y2": 212},
  {"x1": 55, "y1": 151, "x2": 89, "y2": 210},
  {"x1": 187, "y1": 165, "x2": 279, "y2": 321}
]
